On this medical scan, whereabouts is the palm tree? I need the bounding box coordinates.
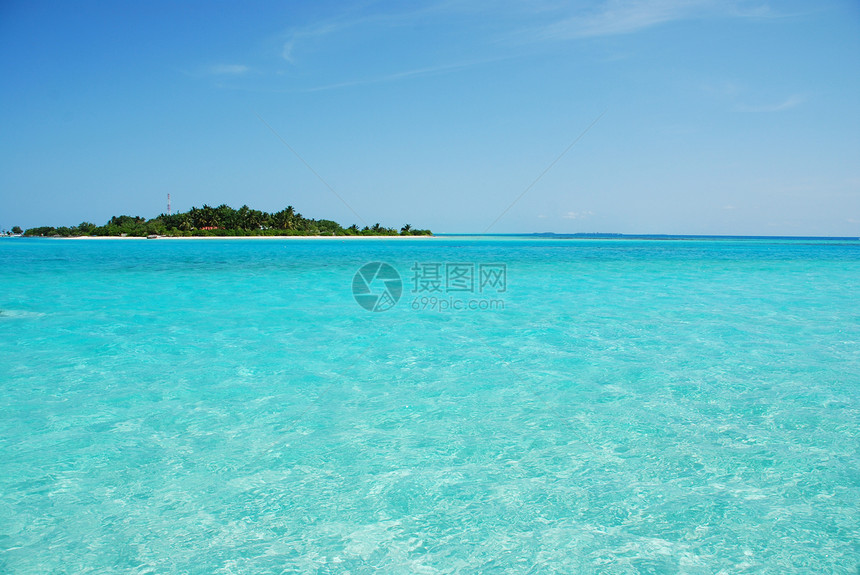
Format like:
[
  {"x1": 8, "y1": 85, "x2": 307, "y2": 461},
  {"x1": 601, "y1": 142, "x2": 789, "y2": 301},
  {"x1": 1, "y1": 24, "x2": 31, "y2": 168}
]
[
  {"x1": 248, "y1": 209, "x2": 265, "y2": 230},
  {"x1": 400, "y1": 224, "x2": 412, "y2": 235},
  {"x1": 272, "y1": 209, "x2": 290, "y2": 230},
  {"x1": 215, "y1": 204, "x2": 237, "y2": 229},
  {"x1": 194, "y1": 204, "x2": 217, "y2": 228}
]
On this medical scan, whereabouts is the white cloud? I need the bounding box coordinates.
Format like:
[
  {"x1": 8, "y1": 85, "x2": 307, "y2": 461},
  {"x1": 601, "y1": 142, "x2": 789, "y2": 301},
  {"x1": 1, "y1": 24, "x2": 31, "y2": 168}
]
[
  {"x1": 563, "y1": 210, "x2": 594, "y2": 219},
  {"x1": 701, "y1": 78, "x2": 806, "y2": 113},
  {"x1": 279, "y1": 7, "x2": 438, "y2": 64},
  {"x1": 525, "y1": 0, "x2": 774, "y2": 41},
  {"x1": 280, "y1": 21, "x2": 342, "y2": 63},
  {"x1": 738, "y1": 94, "x2": 806, "y2": 112},
  {"x1": 213, "y1": 0, "x2": 780, "y2": 92},
  {"x1": 207, "y1": 64, "x2": 249, "y2": 75},
  {"x1": 576, "y1": 0, "x2": 710, "y2": 37},
  {"x1": 281, "y1": 40, "x2": 295, "y2": 63},
  {"x1": 298, "y1": 57, "x2": 505, "y2": 93},
  {"x1": 701, "y1": 79, "x2": 745, "y2": 99}
]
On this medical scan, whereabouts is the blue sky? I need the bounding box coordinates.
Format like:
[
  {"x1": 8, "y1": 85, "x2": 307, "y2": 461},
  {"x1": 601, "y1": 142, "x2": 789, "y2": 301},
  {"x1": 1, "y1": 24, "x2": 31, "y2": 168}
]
[{"x1": 1, "y1": 0, "x2": 858, "y2": 235}]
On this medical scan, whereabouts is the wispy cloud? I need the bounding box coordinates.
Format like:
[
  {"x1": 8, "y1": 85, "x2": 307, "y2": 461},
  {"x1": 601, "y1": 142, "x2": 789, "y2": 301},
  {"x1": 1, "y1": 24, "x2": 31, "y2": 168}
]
[
  {"x1": 738, "y1": 94, "x2": 806, "y2": 112},
  {"x1": 206, "y1": 64, "x2": 250, "y2": 76},
  {"x1": 208, "y1": 0, "x2": 781, "y2": 93},
  {"x1": 701, "y1": 79, "x2": 744, "y2": 99},
  {"x1": 563, "y1": 210, "x2": 594, "y2": 219},
  {"x1": 701, "y1": 79, "x2": 806, "y2": 113},
  {"x1": 279, "y1": 5, "x2": 444, "y2": 65},
  {"x1": 280, "y1": 21, "x2": 344, "y2": 64},
  {"x1": 299, "y1": 56, "x2": 508, "y2": 93},
  {"x1": 561, "y1": 1, "x2": 710, "y2": 38},
  {"x1": 281, "y1": 40, "x2": 295, "y2": 63},
  {"x1": 523, "y1": 0, "x2": 774, "y2": 41}
]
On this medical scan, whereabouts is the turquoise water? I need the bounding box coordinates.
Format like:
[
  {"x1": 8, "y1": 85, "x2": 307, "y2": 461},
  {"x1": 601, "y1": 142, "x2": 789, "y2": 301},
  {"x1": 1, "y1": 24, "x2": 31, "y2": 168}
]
[{"x1": 1, "y1": 236, "x2": 859, "y2": 574}]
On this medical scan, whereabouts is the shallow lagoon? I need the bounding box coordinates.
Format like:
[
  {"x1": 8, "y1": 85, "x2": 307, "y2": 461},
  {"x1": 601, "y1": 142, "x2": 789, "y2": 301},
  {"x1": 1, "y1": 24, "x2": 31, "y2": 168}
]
[{"x1": 1, "y1": 236, "x2": 858, "y2": 573}]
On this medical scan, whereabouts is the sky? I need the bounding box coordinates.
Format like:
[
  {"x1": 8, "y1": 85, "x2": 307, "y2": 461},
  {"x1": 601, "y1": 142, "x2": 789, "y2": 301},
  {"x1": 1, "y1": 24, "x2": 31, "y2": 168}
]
[{"x1": 1, "y1": 0, "x2": 859, "y2": 235}]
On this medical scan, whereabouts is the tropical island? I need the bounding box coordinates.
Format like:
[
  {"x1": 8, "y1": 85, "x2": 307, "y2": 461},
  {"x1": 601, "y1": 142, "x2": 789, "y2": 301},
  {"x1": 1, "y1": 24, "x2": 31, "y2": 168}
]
[{"x1": 22, "y1": 204, "x2": 432, "y2": 238}]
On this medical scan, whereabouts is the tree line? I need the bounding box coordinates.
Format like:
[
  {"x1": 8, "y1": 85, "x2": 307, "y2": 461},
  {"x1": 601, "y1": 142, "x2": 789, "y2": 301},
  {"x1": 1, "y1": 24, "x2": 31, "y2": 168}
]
[{"x1": 23, "y1": 204, "x2": 432, "y2": 237}]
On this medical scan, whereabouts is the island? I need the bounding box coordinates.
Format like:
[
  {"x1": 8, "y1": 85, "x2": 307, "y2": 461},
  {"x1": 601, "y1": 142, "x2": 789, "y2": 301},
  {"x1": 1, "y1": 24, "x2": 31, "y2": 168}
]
[{"x1": 22, "y1": 204, "x2": 432, "y2": 238}]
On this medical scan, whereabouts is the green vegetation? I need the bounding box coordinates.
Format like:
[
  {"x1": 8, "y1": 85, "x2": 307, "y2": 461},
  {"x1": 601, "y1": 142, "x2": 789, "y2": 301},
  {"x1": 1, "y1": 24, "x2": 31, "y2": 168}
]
[
  {"x1": 23, "y1": 204, "x2": 432, "y2": 238},
  {"x1": 11, "y1": 226, "x2": 23, "y2": 235}
]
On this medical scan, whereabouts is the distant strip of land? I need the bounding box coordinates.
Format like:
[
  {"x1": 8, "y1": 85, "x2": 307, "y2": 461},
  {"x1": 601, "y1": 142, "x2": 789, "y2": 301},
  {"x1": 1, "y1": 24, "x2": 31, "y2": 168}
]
[
  {"x1": 21, "y1": 203, "x2": 432, "y2": 238},
  {"x1": 69, "y1": 234, "x2": 434, "y2": 240}
]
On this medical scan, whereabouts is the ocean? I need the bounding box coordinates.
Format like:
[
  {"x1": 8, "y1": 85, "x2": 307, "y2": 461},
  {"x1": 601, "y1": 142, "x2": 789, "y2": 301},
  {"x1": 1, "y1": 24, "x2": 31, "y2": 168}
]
[{"x1": 1, "y1": 236, "x2": 858, "y2": 573}]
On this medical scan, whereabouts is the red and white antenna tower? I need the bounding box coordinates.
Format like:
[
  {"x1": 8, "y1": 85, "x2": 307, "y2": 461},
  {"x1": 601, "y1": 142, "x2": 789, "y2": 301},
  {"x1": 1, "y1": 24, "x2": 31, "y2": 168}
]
[{"x1": 167, "y1": 194, "x2": 171, "y2": 215}]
